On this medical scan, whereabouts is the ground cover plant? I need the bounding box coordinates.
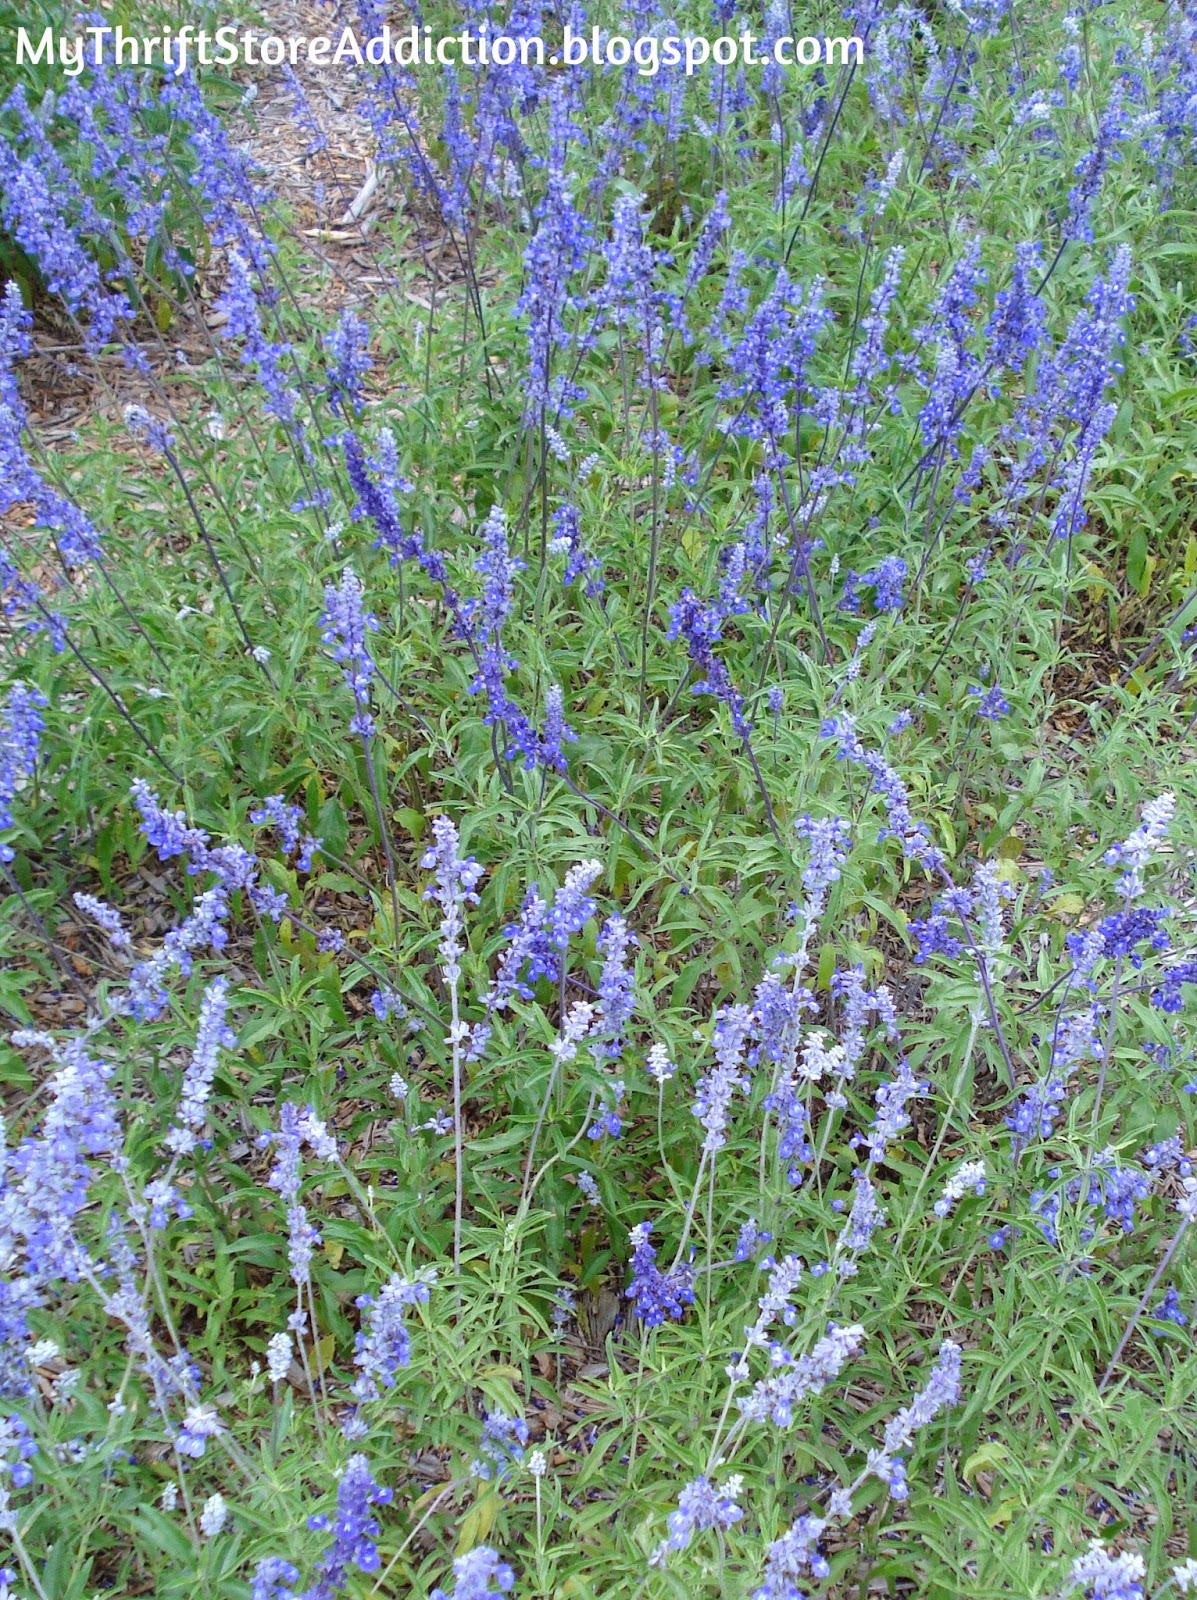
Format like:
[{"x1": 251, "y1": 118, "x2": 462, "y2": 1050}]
[{"x1": 3, "y1": 0, "x2": 1197, "y2": 1595}]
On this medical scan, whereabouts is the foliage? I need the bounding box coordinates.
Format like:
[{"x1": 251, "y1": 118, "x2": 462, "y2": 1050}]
[{"x1": 2, "y1": 2, "x2": 1197, "y2": 1598}]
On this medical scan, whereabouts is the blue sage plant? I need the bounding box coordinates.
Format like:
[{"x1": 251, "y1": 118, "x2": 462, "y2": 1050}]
[{"x1": 0, "y1": 1, "x2": 1196, "y2": 1596}]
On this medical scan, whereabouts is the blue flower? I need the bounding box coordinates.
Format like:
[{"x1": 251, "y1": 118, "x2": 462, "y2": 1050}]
[
  {"x1": 470, "y1": 1409, "x2": 529, "y2": 1481},
  {"x1": 352, "y1": 1272, "x2": 435, "y2": 1402},
  {"x1": 0, "y1": 683, "x2": 47, "y2": 864},
  {"x1": 252, "y1": 1558, "x2": 301, "y2": 1600},
  {"x1": 305, "y1": 1455, "x2": 392, "y2": 1597},
  {"x1": 429, "y1": 1546, "x2": 515, "y2": 1600},
  {"x1": 320, "y1": 568, "x2": 379, "y2": 739},
  {"x1": 969, "y1": 684, "x2": 1010, "y2": 720},
  {"x1": 661, "y1": 1476, "x2": 743, "y2": 1554},
  {"x1": 1151, "y1": 1286, "x2": 1188, "y2": 1332},
  {"x1": 324, "y1": 311, "x2": 372, "y2": 417},
  {"x1": 626, "y1": 1223, "x2": 695, "y2": 1329}
]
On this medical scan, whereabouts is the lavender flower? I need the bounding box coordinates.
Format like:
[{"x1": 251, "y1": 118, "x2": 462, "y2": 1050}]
[
  {"x1": 1151, "y1": 1286, "x2": 1187, "y2": 1330},
  {"x1": 646, "y1": 1043, "x2": 677, "y2": 1083},
  {"x1": 421, "y1": 816, "x2": 484, "y2": 986},
  {"x1": 720, "y1": 269, "x2": 831, "y2": 451},
  {"x1": 548, "y1": 1005, "x2": 595, "y2": 1081},
  {"x1": 0, "y1": 683, "x2": 47, "y2": 864},
  {"x1": 626, "y1": 1223, "x2": 695, "y2": 1328},
  {"x1": 466, "y1": 506, "x2": 540, "y2": 767},
  {"x1": 250, "y1": 796, "x2": 321, "y2": 872},
  {"x1": 166, "y1": 978, "x2": 235, "y2": 1156},
  {"x1": 199, "y1": 1493, "x2": 228, "y2": 1537},
  {"x1": 217, "y1": 252, "x2": 301, "y2": 435},
  {"x1": 352, "y1": 1272, "x2": 435, "y2": 1402},
  {"x1": 840, "y1": 1176, "x2": 887, "y2": 1268},
  {"x1": 1142, "y1": 1136, "x2": 1191, "y2": 1178},
  {"x1": 668, "y1": 588, "x2": 751, "y2": 739},
  {"x1": 471, "y1": 1409, "x2": 530, "y2": 1481},
  {"x1": 847, "y1": 247, "x2": 905, "y2": 431},
  {"x1": 738, "y1": 1255, "x2": 805, "y2": 1365},
  {"x1": 999, "y1": 247, "x2": 1133, "y2": 543},
  {"x1": 693, "y1": 1006, "x2": 753, "y2": 1153},
  {"x1": 866, "y1": 1340, "x2": 962, "y2": 1499},
  {"x1": 127, "y1": 882, "x2": 230, "y2": 1022},
  {"x1": 969, "y1": 683, "x2": 1010, "y2": 720},
  {"x1": 1065, "y1": 90, "x2": 1129, "y2": 245},
  {"x1": 429, "y1": 1547, "x2": 515, "y2": 1600},
  {"x1": 343, "y1": 431, "x2": 422, "y2": 572},
  {"x1": 592, "y1": 915, "x2": 635, "y2": 1058},
  {"x1": 262, "y1": 1104, "x2": 322, "y2": 1288},
  {"x1": 545, "y1": 861, "x2": 602, "y2": 956},
  {"x1": 683, "y1": 190, "x2": 730, "y2": 298},
  {"x1": 596, "y1": 192, "x2": 660, "y2": 344},
  {"x1": 795, "y1": 814, "x2": 850, "y2": 902},
  {"x1": 1174, "y1": 1560, "x2": 1197, "y2": 1595},
  {"x1": 821, "y1": 715, "x2": 944, "y2": 873},
  {"x1": 321, "y1": 568, "x2": 379, "y2": 738},
  {"x1": 538, "y1": 684, "x2": 576, "y2": 772},
  {"x1": 855, "y1": 1060, "x2": 930, "y2": 1165},
  {"x1": 986, "y1": 243, "x2": 1047, "y2": 385},
  {"x1": 0, "y1": 110, "x2": 134, "y2": 355},
  {"x1": 372, "y1": 987, "x2": 408, "y2": 1023},
  {"x1": 655, "y1": 1476, "x2": 743, "y2": 1559},
  {"x1": 253, "y1": 1558, "x2": 302, "y2": 1600},
  {"x1": 1066, "y1": 1541, "x2": 1146, "y2": 1600},
  {"x1": 548, "y1": 505, "x2": 604, "y2": 596},
  {"x1": 517, "y1": 80, "x2": 592, "y2": 421},
  {"x1": 587, "y1": 1078, "x2": 625, "y2": 1141},
  {"x1": 484, "y1": 887, "x2": 550, "y2": 1011},
  {"x1": 910, "y1": 912, "x2": 963, "y2": 964},
  {"x1": 733, "y1": 1219, "x2": 773, "y2": 1263},
  {"x1": 325, "y1": 311, "x2": 372, "y2": 417},
  {"x1": 865, "y1": 556, "x2": 907, "y2": 614},
  {"x1": 5, "y1": 1032, "x2": 120, "y2": 1290},
  {"x1": 738, "y1": 1323, "x2": 866, "y2": 1428},
  {"x1": 176, "y1": 1402, "x2": 223, "y2": 1459},
  {"x1": 973, "y1": 861, "x2": 1014, "y2": 953},
  {"x1": 1104, "y1": 792, "x2": 1174, "y2": 899},
  {"x1": 71, "y1": 892, "x2": 131, "y2": 950},
  {"x1": 754, "y1": 1516, "x2": 830, "y2": 1598},
  {"x1": 916, "y1": 240, "x2": 987, "y2": 460},
  {"x1": 266, "y1": 1334, "x2": 292, "y2": 1384},
  {"x1": 305, "y1": 1455, "x2": 392, "y2": 1598},
  {"x1": 934, "y1": 1161, "x2": 987, "y2": 1217}
]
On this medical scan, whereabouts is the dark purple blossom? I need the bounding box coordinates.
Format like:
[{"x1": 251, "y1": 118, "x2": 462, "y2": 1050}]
[
  {"x1": 1065, "y1": 88, "x2": 1129, "y2": 244},
  {"x1": 669, "y1": 588, "x2": 750, "y2": 738},
  {"x1": 1098, "y1": 907, "x2": 1169, "y2": 967},
  {"x1": 250, "y1": 795, "x2": 321, "y2": 871}
]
